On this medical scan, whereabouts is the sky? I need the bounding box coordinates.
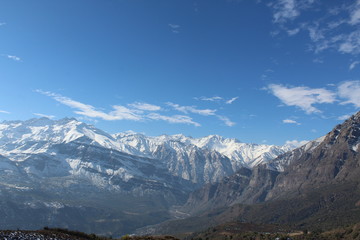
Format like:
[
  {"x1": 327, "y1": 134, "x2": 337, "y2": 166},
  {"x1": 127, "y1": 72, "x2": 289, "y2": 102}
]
[{"x1": 0, "y1": 0, "x2": 360, "y2": 146}]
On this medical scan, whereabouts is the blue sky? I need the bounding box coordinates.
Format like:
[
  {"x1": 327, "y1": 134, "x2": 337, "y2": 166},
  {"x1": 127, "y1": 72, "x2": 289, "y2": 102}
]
[{"x1": 0, "y1": 0, "x2": 360, "y2": 146}]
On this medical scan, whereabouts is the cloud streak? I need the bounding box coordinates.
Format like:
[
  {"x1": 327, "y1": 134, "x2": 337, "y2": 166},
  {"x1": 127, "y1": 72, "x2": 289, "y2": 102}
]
[
  {"x1": 128, "y1": 102, "x2": 161, "y2": 111},
  {"x1": 226, "y1": 97, "x2": 239, "y2": 104},
  {"x1": 37, "y1": 90, "x2": 202, "y2": 127},
  {"x1": 196, "y1": 96, "x2": 223, "y2": 102},
  {"x1": 0, "y1": 110, "x2": 10, "y2": 114},
  {"x1": 283, "y1": 119, "x2": 300, "y2": 125},
  {"x1": 147, "y1": 113, "x2": 200, "y2": 126},
  {"x1": 33, "y1": 113, "x2": 55, "y2": 119},
  {"x1": 4, "y1": 54, "x2": 21, "y2": 61},
  {"x1": 166, "y1": 102, "x2": 217, "y2": 116},
  {"x1": 167, "y1": 102, "x2": 235, "y2": 127}
]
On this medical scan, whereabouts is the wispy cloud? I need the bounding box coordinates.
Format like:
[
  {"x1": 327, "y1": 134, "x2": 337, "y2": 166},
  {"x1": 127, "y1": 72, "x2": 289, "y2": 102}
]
[
  {"x1": 269, "y1": 1, "x2": 360, "y2": 57},
  {"x1": 270, "y1": 0, "x2": 300, "y2": 23},
  {"x1": 37, "y1": 90, "x2": 143, "y2": 121},
  {"x1": 283, "y1": 119, "x2": 301, "y2": 125},
  {"x1": 268, "y1": 84, "x2": 337, "y2": 114},
  {"x1": 226, "y1": 97, "x2": 239, "y2": 104},
  {"x1": 168, "y1": 23, "x2": 180, "y2": 33},
  {"x1": 269, "y1": 0, "x2": 315, "y2": 24},
  {"x1": 128, "y1": 102, "x2": 161, "y2": 111},
  {"x1": 0, "y1": 110, "x2": 10, "y2": 114},
  {"x1": 287, "y1": 28, "x2": 300, "y2": 36},
  {"x1": 147, "y1": 113, "x2": 200, "y2": 127},
  {"x1": 349, "y1": 1, "x2": 360, "y2": 25},
  {"x1": 349, "y1": 61, "x2": 360, "y2": 70},
  {"x1": 33, "y1": 113, "x2": 55, "y2": 119},
  {"x1": 0, "y1": 23, "x2": 6, "y2": 26},
  {"x1": 195, "y1": 96, "x2": 238, "y2": 105},
  {"x1": 217, "y1": 115, "x2": 236, "y2": 127},
  {"x1": 167, "y1": 102, "x2": 217, "y2": 116},
  {"x1": 167, "y1": 102, "x2": 235, "y2": 126},
  {"x1": 4, "y1": 54, "x2": 21, "y2": 61},
  {"x1": 338, "y1": 80, "x2": 360, "y2": 108},
  {"x1": 37, "y1": 90, "x2": 203, "y2": 127},
  {"x1": 195, "y1": 96, "x2": 223, "y2": 102}
]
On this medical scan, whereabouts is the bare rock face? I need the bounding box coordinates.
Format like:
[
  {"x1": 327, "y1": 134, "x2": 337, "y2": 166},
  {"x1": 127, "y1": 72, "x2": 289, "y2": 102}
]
[{"x1": 179, "y1": 165, "x2": 280, "y2": 215}]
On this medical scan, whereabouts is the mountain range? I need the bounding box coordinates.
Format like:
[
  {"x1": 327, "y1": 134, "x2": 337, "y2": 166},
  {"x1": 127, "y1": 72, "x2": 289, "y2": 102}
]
[
  {"x1": 0, "y1": 117, "x2": 292, "y2": 236},
  {"x1": 1, "y1": 112, "x2": 359, "y2": 237}
]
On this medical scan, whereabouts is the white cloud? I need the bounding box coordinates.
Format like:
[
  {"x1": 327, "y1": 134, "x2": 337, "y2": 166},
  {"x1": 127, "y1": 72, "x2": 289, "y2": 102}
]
[
  {"x1": 226, "y1": 97, "x2": 239, "y2": 104},
  {"x1": 0, "y1": 23, "x2": 6, "y2": 26},
  {"x1": 128, "y1": 102, "x2": 161, "y2": 111},
  {"x1": 268, "y1": 84, "x2": 337, "y2": 114},
  {"x1": 5, "y1": 55, "x2": 21, "y2": 61},
  {"x1": 285, "y1": 139, "x2": 309, "y2": 148},
  {"x1": 283, "y1": 119, "x2": 300, "y2": 125},
  {"x1": 33, "y1": 113, "x2": 55, "y2": 119},
  {"x1": 37, "y1": 90, "x2": 143, "y2": 121},
  {"x1": 349, "y1": 61, "x2": 360, "y2": 70},
  {"x1": 147, "y1": 113, "x2": 200, "y2": 127},
  {"x1": 338, "y1": 80, "x2": 360, "y2": 108},
  {"x1": 167, "y1": 102, "x2": 217, "y2": 116},
  {"x1": 217, "y1": 115, "x2": 236, "y2": 127},
  {"x1": 0, "y1": 110, "x2": 10, "y2": 114}
]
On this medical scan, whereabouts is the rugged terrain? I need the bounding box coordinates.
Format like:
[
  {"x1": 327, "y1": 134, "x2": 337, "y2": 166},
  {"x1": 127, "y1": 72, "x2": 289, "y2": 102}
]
[
  {"x1": 141, "y1": 112, "x2": 360, "y2": 236},
  {"x1": 0, "y1": 117, "x2": 290, "y2": 236}
]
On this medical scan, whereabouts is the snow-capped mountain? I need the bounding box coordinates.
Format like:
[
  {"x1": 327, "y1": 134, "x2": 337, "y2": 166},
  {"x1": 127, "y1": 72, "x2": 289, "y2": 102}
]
[
  {"x1": 0, "y1": 118, "x2": 195, "y2": 236},
  {"x1": 0, "y1": 117, "x2": 292, "y2": 185},
  {"x1": 0, "y1": 117, "x2": 310, "y2": 235},
  {"x1": 113, "y1": 132, "x2": 292, "y2": 183}
]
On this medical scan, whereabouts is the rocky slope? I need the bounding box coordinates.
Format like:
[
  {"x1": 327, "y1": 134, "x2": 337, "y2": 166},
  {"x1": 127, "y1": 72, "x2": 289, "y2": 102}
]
[{"x1": 146, "y1": 112, "x2": 360, "y2": 235}]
